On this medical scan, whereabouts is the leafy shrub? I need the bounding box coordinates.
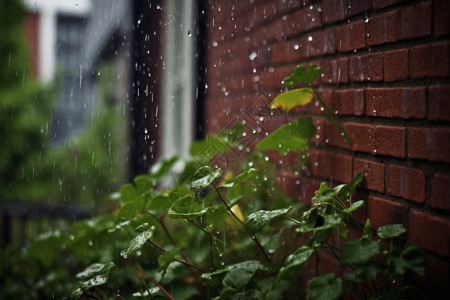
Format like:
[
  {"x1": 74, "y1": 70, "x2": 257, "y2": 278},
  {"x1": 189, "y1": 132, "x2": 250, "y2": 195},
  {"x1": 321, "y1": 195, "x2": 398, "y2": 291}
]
[{"x1": 0, "y1": 64, "x2": 425, "y2": 299}]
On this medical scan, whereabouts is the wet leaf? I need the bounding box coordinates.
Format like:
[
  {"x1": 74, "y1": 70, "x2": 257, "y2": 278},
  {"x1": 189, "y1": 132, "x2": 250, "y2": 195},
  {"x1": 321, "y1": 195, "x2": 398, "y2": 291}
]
[
  {"x1": 343, "y1": 200, "x2": 364, "y2": 213},
  {"x1": 222, "y1": 168, "x2": 257, "y2": 188},
  {"x1": 149, "y1": 155, "x2": 179, "y2": 182},
  {"x1": 377, "y1": 224, "x2": 407, "y2": 239},
  {"x1": 222, "y1": 268, "x2": 256, "y2": 289},
  {"x1": 120, "y1": 226, "x2": 155, "y2": 259},
  {"x1": 190, "y1": 166, "x2": 223, "y2": 198},
  {"x1": 256, "y1": 117, "x2": 315, "y2": 155},
  {"x1": 71, "y1": 262, "x2": 116, "y2": 299},
  {"x1": 283, "y1": 64, "x2": 322, "y2": 88},
  {"x1": 270, "y1": 88, "x2": 314, "y2": 112},
  {"x1": 306, "y1": 273, "x2": 343, "y2": 300},
  {"x1": 168, "y1": 196, "x2": 205, "y2": 219},
  {"x1": 389, "y1": 241, "x2": 426, "y2": 276},
  {"x1": 343, "y1": 263, "x2": 378, "y2": 282},
  {"x1": 201, "y1": 260, "x2": 268, "y2": 284},
  {"x1": 146, "y1": 194, "x2": 173, "y2": 211},
  {"x1": 337, "y1": 173, "x2": 363, "y2": 202},
  {"x1": 245, "y1": 207, "x2": 292, "y2": 234},
  {"x1": 341, "y1": 239, "x2": 381, "y2": 265},
  {"x1": 134, "y1": 175, "x2": 154, "y2": 195},
  {"x1": 278, "y1": 246, "x2": 314, "y2": 280},
  {"x1": 158, "y1": 248, "x2": 182, "y2": 269}
]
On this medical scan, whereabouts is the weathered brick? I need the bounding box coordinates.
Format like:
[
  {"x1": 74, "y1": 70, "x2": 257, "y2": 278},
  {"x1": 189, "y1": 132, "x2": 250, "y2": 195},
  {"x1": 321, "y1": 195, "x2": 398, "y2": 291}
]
[
  {"x1": 346, "y1": 122, "x2": 372, "y2": 153},
  {"x1": 430, "y1": 173, "x2": 450, "y2": 211},
  {"x1": 367, "y1": 9, "x2": 400, "y2": 46},
  {"x1": 326, "y1": 120, "x2": 352, "y2": 149},
  {"x1": 283, "y1": 5, "x2": 322, "y2": 37},
  {"x1": 309, "y1": 149, "x2": 334, "y2": 180},
  {"x1": 399, "y1": 1, "x2": 432, "y2": 40},
  {"x1": 335, "y1": 89, "x2": 365, "y2": 116},
  {"x1": 365, "y1": 87, "x2": 426, "y2": 119},
  {"x1": 428, "y1": 85, "x2": 450, "y2": 121},
  {"x1": 410, "y1": 42, "x2": 450, "y2": 78},
  {"x1": 276, "y1": 170, "x2": 299, "y2": 199},
  {"x1": 320, "y1": 57, "x2": 349, "y2": 84},
  {"x1": 409, "y1": 210, "x2": 450, "y2": 257},
  {"x1": 384, "y1": 49, "x2": 408, "y2": 82},
  {"x1": 372, "y1": 125, "x2": 406, "y2": 158},
  {"x1": 334, "y1": 153, "x2": 353, "y2": 183},
  {"x1": 408, "y1": 127, "x2": 450, "y2": 162},
  {"x1": 337, "y1": 20, "x2": 366, "y2": 52},
  {"x1": 367, "y1": 196, "x2": 407, "y2": 229},
  {"x1": 321, "y1": 0, "x2": 345, "y2": 24},
  {"x1": 354, "y1": 159, "x2": 385, "y2": 193},
  {"x1": 349, "y1": 53, "x2": 383, "y2": 82},
  {"x1": 434, "y1": 0, "x2": 450, "y2": 36},
  {"x1": 387, "y1": 165, "x2": 425, "y2": 203},
  {"x1": 312, "y1": 88, "x2": 334, "y2": 115},
  {"x1": 372, "y1": 0, "x2": 406, "y2": 10}
]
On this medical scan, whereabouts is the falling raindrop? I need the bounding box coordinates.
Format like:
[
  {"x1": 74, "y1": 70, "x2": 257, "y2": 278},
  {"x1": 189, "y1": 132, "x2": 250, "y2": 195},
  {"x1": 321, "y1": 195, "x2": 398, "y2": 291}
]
[
  {"x1": 308, "y1": 36, "x2": 313, "y2": 41},
  {"x1": 363, "y1": 12, "x2": 369, "y2": 23}
]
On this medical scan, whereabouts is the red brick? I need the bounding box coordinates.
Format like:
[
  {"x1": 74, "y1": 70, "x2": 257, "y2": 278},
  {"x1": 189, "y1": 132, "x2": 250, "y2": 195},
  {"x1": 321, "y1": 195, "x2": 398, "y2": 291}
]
[
  {"x1": 422, "y1": 254, "x2": 450, "y2": 293},
  {"x1": 408, "y1": 127, "x2": 450, "y2": 162},
  {"x1": 399, "y1": 1, "x2": 432, "y2": 40},
  {"x1": 367, "y1": 196, "x2": 407, "y2": 229},
  {"x1": 305, "y1": 28, "x2": 337, "y2": 58},
  {"x1": 345, "y1": 122, "x2": 372, "y2": 153},
  {"x1": 312, "y1": 88, "x2": 334, "y2": 115},
  {"x1": 343, "y1": 0, "x2": 371, "y2": 18},
  {"x1": 260, "y1": 66, "x2": 291, "y2": 89},
  {"x1": 365, "y1": 87, "x2": 426, "y2": 119},
  {"x1": 410, "y1": 42, "x2": 450, "y2": 78},
  {"x1": 334, "y1": 89, "x2": 365, "y2": 116},
  {"x1": 367, "y1": 9, "x2": 400, "y2": 46},
  {"x1": 354, "y1": 159, "x2": 385, "y2": 192},
  {"x1": 337, "y1": 20, "x2": 366, "y2": 52},
  {"x1": 284, "y1": 5, "x2": 322, "y2": 37},
  {"x1": 430, "y1": 173, "x2": 450, "y2": 211},
  {"x1": 428, "y1": 85, "x2": 450, "y2": 121},
  {"x1": 333, "y1": 153, "x2": 353, "y2": 183},
  {"x1": 324, "y1": 120, "x2": 352, "y2": 150},
  {"x1": 434, "y1": 0, "x2": 450, "y2": 36},
  {"x1": 299, "y1": 177, "x2": 322, "y2": 205},
  {"x1": 349, "y1": 53, "x2": 383, "y2": 82},
  {"x1": 409, "y1": 210, "x2": 450, "y2": 257},
  {"x1": 321, "y1": 0, "x2": 345, "y2": 24},
  {"x1": 320, "y1": 57, "x2": 348, "y2": 84},
  {"x1": 384, "y1": 49, "x2": 408, "y2": 82},
  {"x1": 372, "y1": 0, "x2": 406, "y2": 10},
  {"x1": 311, "y1": 119, "x2": 325, "y2": 144},
  {"x1": 387, "y1": 165, "x2": 425, "y2": 203},
  {"x1": 372, "y1": 125, "x2": 406, "y2": 158},
  {"x1": 309, "y1": 149, "x2": 334, "y2": 180}
]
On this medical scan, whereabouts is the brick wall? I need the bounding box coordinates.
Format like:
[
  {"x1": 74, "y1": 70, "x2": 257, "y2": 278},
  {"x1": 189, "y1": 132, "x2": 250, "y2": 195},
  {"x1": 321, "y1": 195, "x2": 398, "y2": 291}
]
[{"x1": 204, "y1": 0, "x2": 450, "y2": 293}]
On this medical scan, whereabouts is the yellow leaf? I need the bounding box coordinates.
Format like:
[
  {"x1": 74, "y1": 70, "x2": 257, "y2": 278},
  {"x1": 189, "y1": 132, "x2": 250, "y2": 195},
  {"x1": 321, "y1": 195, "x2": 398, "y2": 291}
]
[{"x1": 270, "y1": 87, "x2": 314, "y2": 112}]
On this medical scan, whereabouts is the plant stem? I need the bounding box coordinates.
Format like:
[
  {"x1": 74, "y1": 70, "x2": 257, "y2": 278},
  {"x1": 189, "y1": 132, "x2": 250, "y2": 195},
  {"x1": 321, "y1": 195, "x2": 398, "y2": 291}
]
[
  {"x1": 134, "y1": 264, "x2": 174, "y2": 300},
  {"x1": 209, "y1": 229, "x2": 215, "y2": 271},
  {"x1": 213, "y1": 184, "x2": 272, "y2": 265},
  {"x1": 139, "y1": 277, "x2": 154, "y2": 300},
  {"x1": 281, "y1": 215, "x2": 302, "y2": 225},
  {"x1": 147, "y1": 239, "x2": 208, "y2": 273}
]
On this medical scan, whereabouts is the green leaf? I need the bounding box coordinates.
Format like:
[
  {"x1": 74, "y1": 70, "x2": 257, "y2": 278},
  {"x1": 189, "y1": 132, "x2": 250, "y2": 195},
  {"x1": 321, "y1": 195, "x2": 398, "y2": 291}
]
[
  {"x1": 377, "y1": 224, "x2": 407, "y2": 239},
  {"x1": 306, "y1": 273, "x2": 343, "y2": 300},
  {"x1": 343, "y1": 263, "x2": 378, "y2": 282},
  {"x1": 190, "y1": 135, "x2": 230, "y2": 159},
  {"x1": 343, "y1": 200, "x2": 365, "y2": 213},
  {"x1": 306, "y1": 229, "x2": 331, "y2": 249},
  {"x1": 146, "y1": 194, "x2": 173, "y2": 211},
  {"x1": 222, "y1": 168, "x2": 257, "y2": 188},
  {"x1": 341, "y1": 239, "x2": 381, "y2": 265},
  {"x1": 337, "y1": 173, "x2": 363, "y2": 202},
  {"x1": 168, "y1": 196, "x2": 206, "y2": 219},
  {"x1": 71, "y1": 262, "x2": 116, "y2": 299},
  {"x1": 283, "y1": 64, "x2": 322, "y2": 88},
  {"x1": 158, "y1": 248, "x2": 182, "y2": 269},
  {"x1": 201, "y1": 260, "x2": 268, "y2": 283},
  {"x1": 119, "y1": 183, "x2": 140, "y2": 204},
  {"x1": 190, "y1": 166, "x2": 223, "y2": 198},
  {"x1": 270, "y1": 88, "x2": 314, "y2": 112},
  {"x1": 389, "y1": 241, "x2": 426, "y2": 276},
  {"x1": 116, "y1": 201, "x2": 141, "y2": 220},
  {"x1": 256, "y1": 117, "x2": 315, "y2": 155},
  {"x1": 222, "y1": 268, "x2": 256, "y2": 289},
  {"x1": 136, "y1": 223, "x2": 152, "y2": 232},
  {"x1": 245, "y1": 207, "x2": 292, "y2": 234},
  {"x1": 134, "y1": 175, "x2": 154, "y2": 195},
  {"x1": 120, "y1": 227, "x2": 155, "y2": 259},
  {"x1": 278, "y1": 246, "x2": 314, "y2": 279},
  {"x1": 363, "y1": 219, "x2": 373, "y2": 240}
]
